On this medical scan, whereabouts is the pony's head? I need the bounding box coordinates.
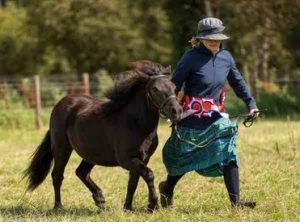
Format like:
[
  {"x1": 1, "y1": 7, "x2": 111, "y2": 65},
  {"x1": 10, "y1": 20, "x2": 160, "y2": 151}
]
[
  {"x1": 133, "y1": 61, "x2": 182, "y2": 122},
  {"x1": 104, "y1": 60, "x2": 182, "y2": 122}
]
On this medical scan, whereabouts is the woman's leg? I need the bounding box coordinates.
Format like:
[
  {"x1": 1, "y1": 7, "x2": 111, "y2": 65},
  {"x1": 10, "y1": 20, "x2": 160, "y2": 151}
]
[
  {"x1": 159, "y1": 174, "x2": 184, "y2": 208},
  {"x1": 223, "y1": 161, "x2": 256, "y2": 208}
]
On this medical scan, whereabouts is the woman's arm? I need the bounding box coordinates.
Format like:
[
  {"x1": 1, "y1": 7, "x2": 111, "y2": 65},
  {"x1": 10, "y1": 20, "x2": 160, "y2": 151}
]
[
  {"x1": 171, "y1": 53, "x2": 191, "y2": 95},
  {"x1": 227, "y1": 56, "x2": 257, "y2": 111}
]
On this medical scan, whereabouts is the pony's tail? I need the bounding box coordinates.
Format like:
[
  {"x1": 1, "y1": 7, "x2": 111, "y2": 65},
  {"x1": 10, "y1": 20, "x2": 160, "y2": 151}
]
[{"x1": 23, "y1": 130, "x2": 53, "y2": 191}]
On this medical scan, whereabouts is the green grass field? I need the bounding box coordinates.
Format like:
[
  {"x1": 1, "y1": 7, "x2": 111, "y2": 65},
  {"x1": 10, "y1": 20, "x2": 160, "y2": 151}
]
[{"x1": 0, "y1": 119, "x2": 299, "y2": 222}]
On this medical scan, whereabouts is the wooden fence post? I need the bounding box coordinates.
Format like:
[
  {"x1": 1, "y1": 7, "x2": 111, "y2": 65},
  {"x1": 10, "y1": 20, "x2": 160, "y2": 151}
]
[
  {"x1": 33, "y1": 75, "x2": 42, "y2": 130},
  {"x1": 82, "y1": 73, "x2": 90, "y2": 95}
]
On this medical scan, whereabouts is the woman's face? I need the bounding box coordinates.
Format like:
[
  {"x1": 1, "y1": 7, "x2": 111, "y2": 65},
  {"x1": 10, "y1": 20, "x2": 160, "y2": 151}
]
[{"x1": 202, "y1": 39, "x2": 221, "y2": 54}]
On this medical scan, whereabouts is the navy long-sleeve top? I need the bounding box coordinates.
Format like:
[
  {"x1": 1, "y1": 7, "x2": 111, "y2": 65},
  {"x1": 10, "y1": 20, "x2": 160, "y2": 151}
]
[{"x1": 172, "y1": 43, "x2": 257, "y2": 129}]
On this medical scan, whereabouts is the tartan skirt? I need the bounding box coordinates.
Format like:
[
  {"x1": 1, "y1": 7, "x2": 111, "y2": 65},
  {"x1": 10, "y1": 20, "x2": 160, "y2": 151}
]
[{"x1": 162, "y1": 117, "x2": 239, "y2": 177}]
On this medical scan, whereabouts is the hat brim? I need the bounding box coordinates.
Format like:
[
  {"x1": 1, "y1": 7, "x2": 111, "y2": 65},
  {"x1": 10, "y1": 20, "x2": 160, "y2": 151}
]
[{"x1": 195, "y1": 33, "x2": 229, "y2": 40}]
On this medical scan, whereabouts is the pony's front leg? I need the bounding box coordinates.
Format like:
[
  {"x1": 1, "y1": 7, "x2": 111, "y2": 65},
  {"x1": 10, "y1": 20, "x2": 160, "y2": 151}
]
[
  {"x1": 124, "y1": 171, "x2": 140, "y2": 210},
  {"x1": 123, "y1": 158, "x2": 158, "y2": 212},
  {"x1": 124, "y1": 134, "x2": 158, "y2": 211}
]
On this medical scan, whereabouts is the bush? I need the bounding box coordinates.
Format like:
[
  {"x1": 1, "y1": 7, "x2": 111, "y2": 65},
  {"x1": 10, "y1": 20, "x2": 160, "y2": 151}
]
[
  {"x1": 224, "y1": 86, "x2": 300, "y2": 119},
  {"x1": 0, "y1": 4, "x2": 38, "y2": 75}
]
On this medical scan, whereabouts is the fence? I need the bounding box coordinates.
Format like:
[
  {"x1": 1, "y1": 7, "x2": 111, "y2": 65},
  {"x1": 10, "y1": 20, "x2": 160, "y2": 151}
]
[
  {"x1": 0, "y1": 74, "x2": 299, "y2": 130},
  {"x1": 0, "y1": 73, "x2": 108, "y2": 130}
]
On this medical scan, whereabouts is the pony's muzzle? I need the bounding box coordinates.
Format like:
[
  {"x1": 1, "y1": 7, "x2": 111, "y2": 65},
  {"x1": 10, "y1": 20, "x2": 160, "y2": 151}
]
[{"x1": 165, "y1": 101, "x2": 182, "y2": 122}]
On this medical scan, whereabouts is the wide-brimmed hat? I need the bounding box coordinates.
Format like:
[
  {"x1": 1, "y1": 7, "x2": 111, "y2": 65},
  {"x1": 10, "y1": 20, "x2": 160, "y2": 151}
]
[{"x1": 194, "y1": 17, "x2": 229, "y2": 40}]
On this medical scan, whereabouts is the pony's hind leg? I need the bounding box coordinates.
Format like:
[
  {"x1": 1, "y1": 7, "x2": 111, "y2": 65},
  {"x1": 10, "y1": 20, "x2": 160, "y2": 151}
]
[
  {"x1": 75, "y1": 160, "x2": 105, "y2": 208},
  {"x1": 51, "y1": 138, "x2": 73, "y2": 209}
]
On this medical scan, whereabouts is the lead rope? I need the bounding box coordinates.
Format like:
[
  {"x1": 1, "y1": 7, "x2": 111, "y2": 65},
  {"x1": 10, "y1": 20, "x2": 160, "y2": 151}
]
[
  {"x1": 172, "y1": 109, "x2": 267, "y2": 148},
  {"x1": 172, "y1": 123, "x2": 237, "y2": 148}
]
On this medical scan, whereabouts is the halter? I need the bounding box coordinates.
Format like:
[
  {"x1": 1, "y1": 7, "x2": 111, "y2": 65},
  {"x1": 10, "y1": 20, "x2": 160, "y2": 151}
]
[{"x1": 145, "y1": 75, "x2": 177, "y2": 115}]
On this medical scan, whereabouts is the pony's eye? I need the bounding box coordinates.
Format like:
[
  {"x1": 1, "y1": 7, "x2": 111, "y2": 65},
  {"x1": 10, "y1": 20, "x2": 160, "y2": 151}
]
[{"x1": 152, "y1": 86, "x2": 159, "y2": 92}]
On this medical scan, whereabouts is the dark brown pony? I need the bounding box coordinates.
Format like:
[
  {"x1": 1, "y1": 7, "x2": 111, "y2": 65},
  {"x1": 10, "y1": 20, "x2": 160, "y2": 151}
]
[{"x1": 24, "y1": 61, "x2": 182, "y2": 211}]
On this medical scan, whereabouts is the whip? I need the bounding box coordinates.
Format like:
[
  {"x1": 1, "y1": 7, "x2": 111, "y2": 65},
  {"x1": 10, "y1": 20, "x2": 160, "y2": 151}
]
[{"x1": 229, "y1": 108, "x2": 268, "y2": 127}]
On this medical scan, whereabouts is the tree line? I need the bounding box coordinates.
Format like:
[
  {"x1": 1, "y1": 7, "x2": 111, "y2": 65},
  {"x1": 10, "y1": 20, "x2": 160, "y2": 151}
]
[{"x1": 0, "y1": 0, "x2": 299, "y2": 96}]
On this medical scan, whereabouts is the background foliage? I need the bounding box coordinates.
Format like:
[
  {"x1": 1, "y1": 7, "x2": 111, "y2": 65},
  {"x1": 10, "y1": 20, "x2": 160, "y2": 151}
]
[
  {"x1": 0, "y1": 2, "x2": 299, "y2": 221},
  {"x1": 0, "y1": 0, "x2": 299, "y2": 116}
]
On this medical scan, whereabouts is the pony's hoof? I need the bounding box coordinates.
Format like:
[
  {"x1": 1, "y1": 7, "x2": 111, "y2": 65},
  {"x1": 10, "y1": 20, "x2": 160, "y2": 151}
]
[
  {"x1": 232, "y1": 200, "x2": 256, "y2": 209},
  {"x1": 95, "y1": 200, "x2": 105, "y2": 210},
  {"x1": 96, "y1": 203, "x2": 105, "y2": 211},
  {"x1": 94, "y1": 201, "x2": 105, "y2": 211},
  {"x1": 53, "y1": 203, "x2": 63, "y2": 210},
  {"x1": 93, "y1": 193, "x2": 105, "y2": 209},
  {"x1": 147, "y1": 203, "x2": 159, "y2": 212},
  {"x1": 123, "y1": 204, "x2": 133, "y2": 211}
]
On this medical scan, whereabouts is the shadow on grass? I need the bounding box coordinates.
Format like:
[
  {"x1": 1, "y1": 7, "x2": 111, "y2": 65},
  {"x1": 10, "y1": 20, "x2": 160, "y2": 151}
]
[
  {"x1": 0, "y1": 204, "x2": 99, "y2": 219},
  {"x1": 125, "y1": 203, "x2": 232, "y2": 215},
  {"x1": 0, "y1": 204, "x2": 161, "y2": 219},
  {"x1": 0, "y1": 202, "x2": 245, "y2": 219}
]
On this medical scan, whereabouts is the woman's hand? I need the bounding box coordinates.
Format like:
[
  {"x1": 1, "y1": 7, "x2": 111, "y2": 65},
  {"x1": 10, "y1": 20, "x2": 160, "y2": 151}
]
[{"x1": 249, "y1": 108, "x2": 259, "y2": 118}]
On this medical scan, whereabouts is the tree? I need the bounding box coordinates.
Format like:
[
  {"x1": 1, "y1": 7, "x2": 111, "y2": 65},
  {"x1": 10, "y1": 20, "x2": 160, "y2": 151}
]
[
  {"x1": 165, "y1": 0, "x2": 205, "y2": 66},
  {"x1": 218, "y1": 0, "x2": 300, "y2": 92},
  {"x1": 0, "y1": 4, "x2": 38, "y2": 75},
  {"x1": 27, "y1": 0, "x2": 172, "y2": 75},
  {"x1": 0, "y1": 0, "x2": 6, "y2": 8}
]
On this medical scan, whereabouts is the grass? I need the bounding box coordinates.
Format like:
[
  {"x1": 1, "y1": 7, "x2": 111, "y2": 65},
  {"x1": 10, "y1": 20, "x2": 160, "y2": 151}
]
[{"x1": 0, "y1": 119, "x2": 299, "y2": 221}]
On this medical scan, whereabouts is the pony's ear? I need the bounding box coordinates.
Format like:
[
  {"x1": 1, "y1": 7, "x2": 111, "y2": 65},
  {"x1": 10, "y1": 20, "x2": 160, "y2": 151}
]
[
  {"x1": 164, "y1": 65, "x2": 172, "y2": 75},
  {"x1": 136, "y1": 70, "x2": 150, "y2": 82},
  {"x1": 132, "y1": 60, "x2": 152, "y2": 71}
]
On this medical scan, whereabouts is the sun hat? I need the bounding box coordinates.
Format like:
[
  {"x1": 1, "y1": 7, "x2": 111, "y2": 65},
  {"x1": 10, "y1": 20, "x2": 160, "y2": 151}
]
[{"x1": 194, "y1": 17, "x2": 229, "y2": 40}]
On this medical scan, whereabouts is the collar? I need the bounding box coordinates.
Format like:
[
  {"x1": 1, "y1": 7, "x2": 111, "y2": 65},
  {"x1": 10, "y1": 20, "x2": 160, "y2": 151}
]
[{"x1": 195, "y1": 43, "x2": 223, "y2": 56}]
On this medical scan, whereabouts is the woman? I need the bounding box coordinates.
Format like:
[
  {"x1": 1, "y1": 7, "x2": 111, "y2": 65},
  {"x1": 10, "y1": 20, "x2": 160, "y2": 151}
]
[{"x1": 159, "y1": 17, "x2": 258, "y2": 209}]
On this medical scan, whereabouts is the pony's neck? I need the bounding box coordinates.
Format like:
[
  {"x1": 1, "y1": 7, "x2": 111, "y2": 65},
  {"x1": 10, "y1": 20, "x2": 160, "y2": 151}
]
[{"x1": 126, "y1": 85, "x2": 159, "y2": 135}]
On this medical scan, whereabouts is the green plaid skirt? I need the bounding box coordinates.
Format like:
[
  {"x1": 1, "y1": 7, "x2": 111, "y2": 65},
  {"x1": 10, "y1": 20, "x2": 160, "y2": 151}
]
[{"x1": 162, "y1": 117, "x2": 239, "y2": 177}]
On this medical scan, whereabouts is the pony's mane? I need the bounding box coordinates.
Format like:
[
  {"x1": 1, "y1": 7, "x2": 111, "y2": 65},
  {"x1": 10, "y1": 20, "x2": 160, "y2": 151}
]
[{"x1": 101, "y1": 60, "x2": 170, "y2": 115}]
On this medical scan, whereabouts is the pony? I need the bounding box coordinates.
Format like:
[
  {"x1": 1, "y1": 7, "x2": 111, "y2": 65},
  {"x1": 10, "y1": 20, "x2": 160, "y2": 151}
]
[{"x1": 24, "y1": 60, "x2": 182, "y2": 211}]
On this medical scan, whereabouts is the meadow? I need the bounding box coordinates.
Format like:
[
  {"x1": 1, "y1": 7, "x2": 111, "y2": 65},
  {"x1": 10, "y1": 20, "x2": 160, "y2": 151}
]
[{"x1": 0, "y1": 117, "x2": 299, "y2": 222}]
